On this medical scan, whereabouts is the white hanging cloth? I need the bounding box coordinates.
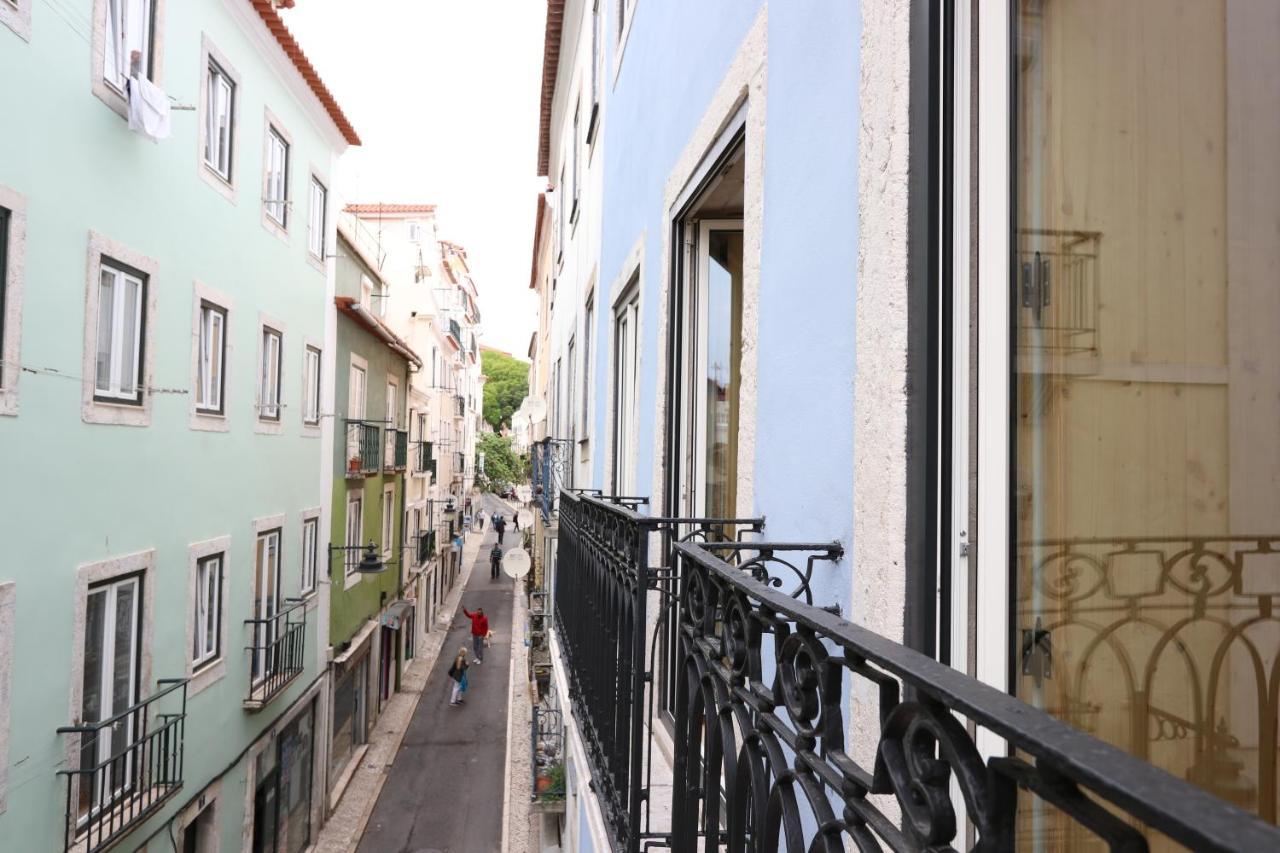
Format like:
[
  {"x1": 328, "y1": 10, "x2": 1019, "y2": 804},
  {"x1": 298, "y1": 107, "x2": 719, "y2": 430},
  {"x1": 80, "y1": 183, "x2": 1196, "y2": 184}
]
[{"x1": 127, "y1": 75, "x2": 171, "y2": 142}]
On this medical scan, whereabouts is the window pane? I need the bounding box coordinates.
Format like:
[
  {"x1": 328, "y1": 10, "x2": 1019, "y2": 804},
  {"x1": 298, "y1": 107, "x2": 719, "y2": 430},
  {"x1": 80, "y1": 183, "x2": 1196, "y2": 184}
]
[
  {"x1": 119, "y1": 276, "x2": 140, "y2": 396},
  {"x1": 204, "y1": 68, "x2": 218, "y2": 166},
  {"x1": 210, "y1": 311, "x2": 223, "y2": 410},
  {"x1": 96, "y1": 271, "x2": 115, "y2": 392},
  {"x1": 111, "y1": 581, "x2": 136, "y2": 718},
  {"x1": 704, "y1": 231, "x2": 743, "y2": 519},
  {"x1": 1012, "y1": 0, "x2": 1280, "y2": 839}
]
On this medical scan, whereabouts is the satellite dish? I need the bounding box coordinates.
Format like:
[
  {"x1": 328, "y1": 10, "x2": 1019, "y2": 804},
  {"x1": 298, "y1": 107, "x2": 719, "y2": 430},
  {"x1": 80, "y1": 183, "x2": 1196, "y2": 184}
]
[
  {"x1": 525, "y1": 398, "x2": 548, "y2": 424},
  {"x1": 502, "y1": 548, "x2": 532, "y2": 579}
]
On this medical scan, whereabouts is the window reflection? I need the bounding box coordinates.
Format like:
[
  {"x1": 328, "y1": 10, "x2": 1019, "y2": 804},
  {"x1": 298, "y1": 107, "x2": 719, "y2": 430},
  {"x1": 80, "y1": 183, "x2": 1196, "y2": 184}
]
[{"x1": 1014, "y1": 0, "x2": 1280, "y2": 845}]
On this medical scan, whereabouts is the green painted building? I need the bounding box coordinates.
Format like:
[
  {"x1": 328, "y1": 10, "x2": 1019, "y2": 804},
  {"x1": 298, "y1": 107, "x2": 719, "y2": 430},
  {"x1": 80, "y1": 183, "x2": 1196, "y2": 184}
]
[{"x1": 0, "y1": 1, "x2": 357, "y2": 850}]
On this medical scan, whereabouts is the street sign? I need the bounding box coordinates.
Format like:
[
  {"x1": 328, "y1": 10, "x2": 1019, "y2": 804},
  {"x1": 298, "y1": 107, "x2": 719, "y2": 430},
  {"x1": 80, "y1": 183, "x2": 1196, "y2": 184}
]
[{"x1": 502, "y1": 548, "x2": 531, "y2": 579}]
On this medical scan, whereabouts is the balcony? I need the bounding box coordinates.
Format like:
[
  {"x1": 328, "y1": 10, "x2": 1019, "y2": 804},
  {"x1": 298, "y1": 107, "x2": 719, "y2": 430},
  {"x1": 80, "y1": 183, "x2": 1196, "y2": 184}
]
[
  {"x1": 454, "y1": 451, "x2": 465, "y2": 472},
  {"x1": 56, "y1": 678, "x2": 188, "y2": 853},
  {"x1": 416, "y1": 530, "x2": 436, "y2": 566},
  {"x1": 416, "y1": 441, "x2": 436, "y2": 479},
  {"x1": 446, "y1": 318, "x2": 462, "y2": 348},
  {"x1": 552, "y1": 490, "x2": 1280, "y2": 852},
  {"x1": 531, "y1": 704, "x2": 566, "y2": 811},
  {"x1": 530, "y1": 438, "x2": 573, "y2": 521},
  {"x1": 345, "y1": 420, "x2": 380, "y2": 477},
  {"x1": 453, "y1": 395, "x2": 465, "y2": 419},
  {"x1": 243, "y1": 599, "x2": 307, "y2": 712},
  {"x1": 384, "y1": 428, "x2": 408, "y2": 472}
]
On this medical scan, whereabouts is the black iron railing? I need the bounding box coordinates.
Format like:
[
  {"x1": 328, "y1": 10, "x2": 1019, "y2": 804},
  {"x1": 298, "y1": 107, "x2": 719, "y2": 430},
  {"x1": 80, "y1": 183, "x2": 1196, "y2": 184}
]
[
  {"x1": 667, "y1": 538, "x2": 1280, "y2": 852},
  {"x1": 531, "y1": 438, "x2": 573, "y2": 521},
  {"x1": 244, "y1": 599, "x2": 306, "y2": 709},
  {"x1": 56, "y1": 678, "x2": 188, "y2": 853},
  {"x1": 555, "y1": 491, "x2": 768, "y2": 851},
  {"x1": 447, "y1": 318, "x2": 462, "y2": 345},
  {"x1": 454, "y1": 395, "x2": 466, "y2": 418},
  {"x1": 345, "y1": 420, "x2": 380, "y2": 476},
  {"x1": 416, "y1": 530, "x2": 436, "y2": 565},
  {"x1": 417, "y1": 441, "x2": 436, "y2": 477},
  {"x1": 393, "y1": 429, "x2": 408, "y2": 470},
  {"x1": 532, "y1": 705, "x2": 566, "y2": 805}
]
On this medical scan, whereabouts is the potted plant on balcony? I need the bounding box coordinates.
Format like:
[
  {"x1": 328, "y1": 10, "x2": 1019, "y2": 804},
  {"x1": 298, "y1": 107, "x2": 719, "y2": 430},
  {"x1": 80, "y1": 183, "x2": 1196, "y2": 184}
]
[{"x1": 348, "y1": 455, "x2": 361, "y2": 474}]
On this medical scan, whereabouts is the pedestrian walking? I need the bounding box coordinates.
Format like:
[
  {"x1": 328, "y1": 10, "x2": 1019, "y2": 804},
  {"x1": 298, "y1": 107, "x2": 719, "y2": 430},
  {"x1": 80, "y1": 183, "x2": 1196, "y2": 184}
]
[
  {"x1": 513, "y1": 511, "x2": 520, "y2": 532},
  {"x1": 477, "y1": 513, "x2": 486, "y2": 532},
  {"x1": 462, "y1": 606, "x2": 489, "y2": 663},
  {"x1": 490, "y1": 543, "x2": 503, "y2": 580},
  {"x1": 447, "y1": 646, "x2": 469, "y2": 706},
  {"x1": 494, "y1": 513, "x2": 507, "y2": 545}
]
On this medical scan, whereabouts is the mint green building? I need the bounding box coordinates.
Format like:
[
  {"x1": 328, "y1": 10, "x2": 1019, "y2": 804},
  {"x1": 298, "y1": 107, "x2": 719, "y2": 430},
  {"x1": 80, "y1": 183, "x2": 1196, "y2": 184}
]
[{"x1": 0, "y1": 1, "x2": 358, "y2": 850}]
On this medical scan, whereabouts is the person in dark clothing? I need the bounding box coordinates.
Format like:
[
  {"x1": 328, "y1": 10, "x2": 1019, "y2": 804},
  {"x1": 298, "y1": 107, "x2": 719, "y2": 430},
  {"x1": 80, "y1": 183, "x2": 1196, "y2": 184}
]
[
  {"x1": 494, "y1": 513, "x2": 507, "y2": 545},
  {"x1": 490, "y1": 543, "x2": 503, "y2": 580},
  {"x1": 462, "y1": 606, "x2": 489, "y2": 663},
  {"x1": 447, "y1": 646, "x2": 469, "y2": 706},
  {"x1": 513, "y1": 512, "x2": 520, "y2": 532}
]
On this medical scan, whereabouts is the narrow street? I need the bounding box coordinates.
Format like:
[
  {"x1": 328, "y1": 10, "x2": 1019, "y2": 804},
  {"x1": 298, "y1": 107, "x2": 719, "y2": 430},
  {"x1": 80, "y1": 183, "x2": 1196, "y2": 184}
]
[{"x1": 357, "y1": 494, "x2": 517, "y2": 853}]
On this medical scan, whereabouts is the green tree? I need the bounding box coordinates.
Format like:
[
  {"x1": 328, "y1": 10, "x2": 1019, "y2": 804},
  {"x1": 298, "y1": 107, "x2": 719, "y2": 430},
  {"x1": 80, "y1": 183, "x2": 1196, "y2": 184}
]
[
  {"x1": 481, "y1": 349, "x2": 529, "y2": 430},
  {"x1": 476, "y1": 432, "x2": 526, "y2": 492}
]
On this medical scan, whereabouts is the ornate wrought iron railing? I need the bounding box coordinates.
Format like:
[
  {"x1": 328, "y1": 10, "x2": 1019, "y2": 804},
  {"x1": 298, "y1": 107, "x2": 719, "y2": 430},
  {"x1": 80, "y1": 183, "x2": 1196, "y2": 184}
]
[
  {"x1": 345, "y1": 419, "x2": 380, "y2": 476},
  {"x1": 244, "y1": 598, "x2": 307, "y2": 710},
  {"x1": 56, "y1": 678, "x2": 188, "y2": 853},
  {"x1": 531, "y1": 438, "x2": 573, "y2": 521},
  {"x1": 555, "y1": 491, "x2": 773, "y2": 851},
  {"x1": 667, "y1": 538, "x2": 1280, "y2": 852}
]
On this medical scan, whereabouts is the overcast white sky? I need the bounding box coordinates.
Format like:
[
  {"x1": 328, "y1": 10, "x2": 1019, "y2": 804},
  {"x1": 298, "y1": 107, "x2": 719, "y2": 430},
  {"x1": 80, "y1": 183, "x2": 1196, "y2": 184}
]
[{"x1": 284, "y1": 0, "x2": 546, "y2": 359}]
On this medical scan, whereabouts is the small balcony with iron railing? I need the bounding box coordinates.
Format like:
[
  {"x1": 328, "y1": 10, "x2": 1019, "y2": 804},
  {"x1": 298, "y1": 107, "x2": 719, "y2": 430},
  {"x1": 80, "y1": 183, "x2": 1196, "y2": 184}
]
[
  {"x1": 446, "y1": 318, "x2": 462, "y2": 348},
  {"x1": 551, "y1": 489, "x2": 1280, "y2": 853},
  {"x1": 453, "y1": 394, "x2": 465, "y2": 419},
  {"x1": 56, "y1": 678, "x2": 189, "y2": 853},
  {"x1": 243, "y1": 599, "x2": 307, "y2": 712},
  {"x1": 345, "y1": 420, "x2": 380, "y2": 478},
  {"x1": 530, "y1": 438, "x2": 573, "y2": 522},
  {"x1": 384, "y1": 428, "x2": 408, "y2": 472},
  {"x1": 415, "y1": 530, "x2": 436, "y2": 566},
  {"x1": 416, "y1": 441, "x2": 436, "y2": 479},
  {"x1": 531, "y1": 703, "x2": 566, "y2": 812}
]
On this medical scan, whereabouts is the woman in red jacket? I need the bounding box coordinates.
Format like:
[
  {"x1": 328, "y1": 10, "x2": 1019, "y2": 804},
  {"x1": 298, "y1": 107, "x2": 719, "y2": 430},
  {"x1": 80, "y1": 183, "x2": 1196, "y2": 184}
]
[{"x1": 462, "y1": 606, "x2": 489, "y2": 663}]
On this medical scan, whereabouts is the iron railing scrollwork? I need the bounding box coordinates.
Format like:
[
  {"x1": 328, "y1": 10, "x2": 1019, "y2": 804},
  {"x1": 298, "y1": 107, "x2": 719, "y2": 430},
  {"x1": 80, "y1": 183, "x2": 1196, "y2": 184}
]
[
  {"x1": 668, "y1": 539, "x2": 1280, "y2": 852},
  {"x1": 531, "y1": 438, "x2": 574, "y2": 521},
  {"x1": 56, "y1": 678, "x2": 189, "y2": 853},
  {"x1": 244, "y1": 598, "x2": 307, "y2": 708}
]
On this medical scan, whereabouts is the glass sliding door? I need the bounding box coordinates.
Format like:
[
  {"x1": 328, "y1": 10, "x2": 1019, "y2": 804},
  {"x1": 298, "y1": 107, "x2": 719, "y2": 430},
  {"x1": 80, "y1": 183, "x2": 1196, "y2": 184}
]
[
  {"x1": 252, "y1": 531, "x2": 281, "y2": 683},
  {"x1": 981, "y1": 0, "x2": 1280, "y2": 843}
]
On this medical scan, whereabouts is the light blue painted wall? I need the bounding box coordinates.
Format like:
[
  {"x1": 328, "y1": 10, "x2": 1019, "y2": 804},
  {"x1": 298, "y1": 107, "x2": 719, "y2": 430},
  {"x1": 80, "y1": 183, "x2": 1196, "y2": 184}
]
[
  {"x1": 0, "y1": 1, "x2": 342, "y2": 848},
  {"x1": 592, "y1": 0, "x2": 861, "y2": 611}
]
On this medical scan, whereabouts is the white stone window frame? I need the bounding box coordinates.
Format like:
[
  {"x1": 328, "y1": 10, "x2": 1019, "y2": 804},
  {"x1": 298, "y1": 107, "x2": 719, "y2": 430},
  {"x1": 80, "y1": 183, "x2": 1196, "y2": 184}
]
[
  {"x1": 604, "y1": 237, "x2": 643, "y2": 494},
  {"x1": 254, "y1": 312, "x2": 286, "y2": 435},
  {"x1": 0, "y1": 185, "x2": 27, "y2": 417},
  {"x1": 196, "y1": 35, "x2": 241, "y2": 204},
  {"x1": 0, "y1": 0, "x2": 31, "y2": 42},
  {"x1": 81, "y1": 231, "x2": 159, "y2": 427},
  {"x1": 65, "y1": 549, "x2": 157, "y2": 809},
  {"x1": 260, "y1": 108, "x2": 293, "y2": 242},
  {"x1": 185, "y1": 536, "x2": 231, "y2": 697},
  {"x1": 89, "y1": 0, "x2": 168, "y2": 119},
  {"x1": 651, "y1": 8, "x2": 765, "y2": 519},
  {"x1": 343, "y1": 488, "x2": 364, "y2": 591},
  {"x1": 300, "y1": 336, "x2": 322, "y2": 436},
  {"x1": 299, "y1": 506, "x2": 321, "y2": 604},
  {"x1": 188, "y1": 281, "x2": 234, "y2": 433},
  {"x1": 612, "y1": 0, "x2": 638, "y2": 88},
  {"x1": 381, "y1": 482, "x2": 396, "y2": 562},
  {"x1": 0, "y1": 581, "x2": 13, "y2": 813},
  {"x1": 306, "y1": 166, "x2": 329, "y2": 274}
]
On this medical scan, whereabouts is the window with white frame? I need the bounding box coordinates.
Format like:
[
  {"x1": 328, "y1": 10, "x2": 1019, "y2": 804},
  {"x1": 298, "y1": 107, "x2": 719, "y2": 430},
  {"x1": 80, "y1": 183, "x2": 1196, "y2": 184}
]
[
  {"x1": 94, "y1": 258, "x2": 147, "y2": 404},
  {"x1": 582, "y1": 294, "x2": 594, "y2": 436},
  {"x1": 571, "y1": 101, "x2": 581, "y2": 222},
  {"x1": 102, "y1": 0, "x2": 156, "y2": 93},
  {"x1": 588, "y1": 1, "x2": 601, "y2": 143},
  {"x1": 264, "y1": 127, "x2": 289, "y2": 227},
  {"x1": 567, "y1": 338, "x2": 577, "y2": 442},
  {"x1": 203, "y1": 60, "x2": 234, "y2": 181},
  {"x1": 259, "y1": 327, "x2": 282, "y2": 420},
  {"x1": 301, "y1": 517, "x2": 318, "y2": 595},
  {"x1": 381, "y1": 487, "x2": 394, "y2": 561},
  {"x1": 407, "y1": 220, "x2": 422, "y2": 243},
  {"x1": 308, "y1": 177, "x2": 326, "y2": 259},
  {"x1": 192, "y1": 553, "x2": 222, "y2": 669},
  {"x1": 303, "y1": 345, "x2": 321, "y2": 425},
  {"x1": 612, "y1": 283, "x2": 640, "y2": 493},
  {"x1": 196, "y1": 302, "x2": 226, "y2": 414},
  {"x1": 345, "y1": 493, "x2": 363, "y2": 575}
]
